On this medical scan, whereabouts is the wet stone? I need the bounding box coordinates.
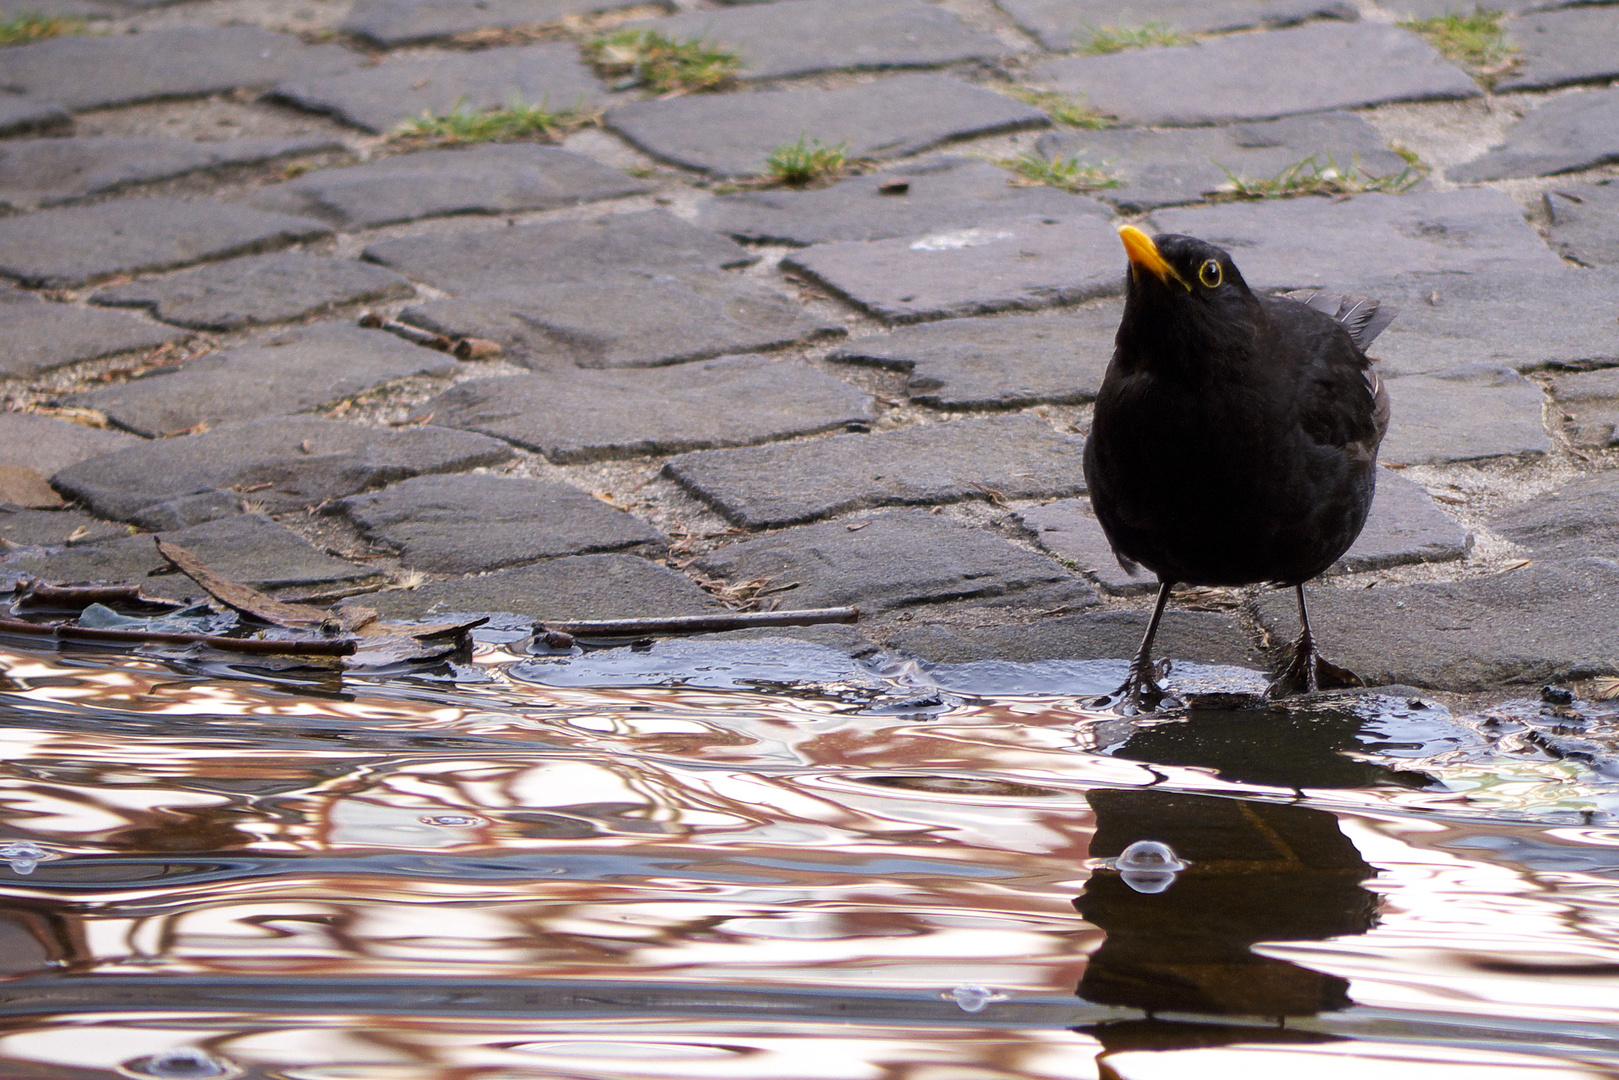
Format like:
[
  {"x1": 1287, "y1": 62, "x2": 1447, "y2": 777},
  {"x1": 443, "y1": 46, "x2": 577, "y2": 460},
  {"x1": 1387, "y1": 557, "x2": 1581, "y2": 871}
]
[
  {"x1": 0, "y1": 27, "x2": 362, "y2": 112},
  {"x1": 1545, "y1": 182, "x2": 1619, "y2": 267},
  {"x1": 67, "y1": 323, "x2": 463, "y2": 439},
  {"x1": 1036, "y1": 112, "x2": 1412, "y2": 212},
  {"x1": 0, "y1": 199, "x2": 332, "y2": 290},
  {"x1": 1491, "y1": 471, "x2": 1619, "y2": 561},
  {"x1": 1497, "y1": 7, "x2": 1619, "y2": 93},
  {"x1": 91, "y1": 253, "x2": 414, "y2": 332},
  {"x1": 783, "y1": 214, "x2": 1122, "y2": 324},
  {"x1": 698, "y1": 157, "x2": 1109, "y2": 246},
  {"x1": 1014, "y1": 497, "x2": 1153, "y2": 596},
  {"x1": 247, "y1": 145, "x2": 648, "y2": 230},
  {"x1": 631, "y1": 0, "x2": 1012, "y2": 81},
  {"x1": 7, "y1": 514, "x2": 378, "y2": 602},
  {"x1": 1149, "y1": 189, "x2": 1564, "y2": 294},
  {"x1": 400, "y1": 270, "x2": 840, "y2": 371},
  {"x1": 0, "y1": 506, "x2": 126, "y2": 550},
  {"x1": 1446, "y1": 87, "x2": 1619, "y2": 183},
  {"x1": 605, "y1": 73, "x2": 1046, "y2": 177},
  {"x1": 997, "y1": 0, "x2": 1356, "y2": 51},
  {"x1": 0, "y1": 413, "x2": 141, "y2": 477},
  {"x1": 1379, "y1": 365, "x2": 1551, "y2": 467},
  {"x1": 830, "y1": 301, "x2": 1117, "y2": 409},
  {"x1": 335, "y1": 473, "x2": 664, "y2": 575},
  {"x1": 0, "y1": 136, "x2": 344, "y2": 211},
  {"x1": 52, "y1": 416, "x2": 517, "y2": 522},
  {"x1": 362, "y1": 209, "x2": 752, "y2": 295},
  {"x1": 665, "y1": 413, "x2": 1087, "y2": 529},
  {"x1": 272, "y1": 43, "x2": 605, "y2": 135},
  {"x1": 1031, "y1": 22, "x2": 1478, "y2": 128},
  {"x1": 0, "y1": 290, "x2": 185, "y2": 378},
  {"x1": 884, "y1": 609, "x2": 1261, "y2": 667},
  {"x1": 0, "y1": 97, "x2": 72, "y2": 139},
  {"x1": 693, "y1": 510, "x2": 1097, "y2": 615},
  {"x1": 343, "y1": 553, "x2": 720, "y2": 622},
  {"x1": 1549, "y1": 368, "x2": 1619, "y2": 449},
  {"x1": 1253, "y1": 559, "x2": 1619, "y2": 690},
  {"x1": 343, "y1": 0, "x2": 654, "y2": 47},
  {"x1": 421, "y1": 355, "x2": 873, "y2": 463}
]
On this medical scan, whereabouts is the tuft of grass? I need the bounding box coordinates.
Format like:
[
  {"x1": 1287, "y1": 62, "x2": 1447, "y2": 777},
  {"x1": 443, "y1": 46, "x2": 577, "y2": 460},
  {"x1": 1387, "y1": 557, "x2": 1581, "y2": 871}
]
[
  {"x1": 1003, "y1": 87, "x2": 1110, "y2": 129},
  {"x1": 1398, "y1": 8, "x2": 1516, "y2": 82},
  {"x1": 764, "y1": 133, "x2": 848, "y2": 185},
  {"x1": 996, "y1": 150, "x2": 1120, "y2": 192},
  {"x1": 0, "y1": 10, "x2": 85, "y2": 46},
  {"x1": 1215, "y1": 153, "x2": 1421, "y2": 199},
  {"x1": 586, "y1": 28, "x2": 739, "y2": 94},
  {"x1": 1077, "y1": 20, "x2": 1190, "y2": 54},
  {"x1": 392, "y1": 95, "x2": 585, "y2": 145}
]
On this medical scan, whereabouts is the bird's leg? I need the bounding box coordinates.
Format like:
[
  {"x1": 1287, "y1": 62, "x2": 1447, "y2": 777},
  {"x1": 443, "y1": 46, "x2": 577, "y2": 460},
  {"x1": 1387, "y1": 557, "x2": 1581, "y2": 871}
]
[
  {"x1": 1265, "y1": 585, "x2": 1363, "y2": 699},
  {"x1": 1093, "y1": 580, "x2": 1180, "y2": 715}
]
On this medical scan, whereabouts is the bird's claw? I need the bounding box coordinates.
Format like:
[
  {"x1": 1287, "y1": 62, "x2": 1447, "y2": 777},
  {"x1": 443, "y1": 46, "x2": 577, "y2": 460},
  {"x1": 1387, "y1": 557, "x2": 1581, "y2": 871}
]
[
  {"x1": 1265, "y1": 638, "x2": 1363, "y2": 700},
  {"x1": 1092, "y1": 659, "x2": 1182, "y2": 715}
]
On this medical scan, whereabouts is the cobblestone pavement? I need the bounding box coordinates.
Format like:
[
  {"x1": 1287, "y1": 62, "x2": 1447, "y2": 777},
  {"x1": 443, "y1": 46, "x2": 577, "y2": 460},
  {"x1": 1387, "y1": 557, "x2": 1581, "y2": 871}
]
[{"x1": 0, "y1": 0, "x2": 1616, "y2": 694}]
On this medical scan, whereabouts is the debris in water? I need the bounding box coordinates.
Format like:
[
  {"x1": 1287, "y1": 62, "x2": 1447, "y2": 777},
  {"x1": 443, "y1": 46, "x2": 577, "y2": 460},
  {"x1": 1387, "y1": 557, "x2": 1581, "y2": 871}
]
[{"x1": 1114, "y1": 839, "x2": 1187, "y2": 894}]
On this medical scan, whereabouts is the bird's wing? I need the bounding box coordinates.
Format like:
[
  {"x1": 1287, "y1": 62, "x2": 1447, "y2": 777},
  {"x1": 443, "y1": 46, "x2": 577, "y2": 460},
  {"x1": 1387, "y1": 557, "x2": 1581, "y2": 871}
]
[
  {"x1": 1265, "y1": 295, "x2": 1389, "y2": 465},
  {"x1": 1282, "y1": 290, "x2": 1398, "y2": 352}
]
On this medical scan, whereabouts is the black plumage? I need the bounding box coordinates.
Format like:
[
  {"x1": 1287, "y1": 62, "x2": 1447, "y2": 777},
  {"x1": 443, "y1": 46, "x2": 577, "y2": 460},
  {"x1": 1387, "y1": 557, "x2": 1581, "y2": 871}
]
[{"x1": 1084, "y1": 227, "x2": 1392, "y2": 711}]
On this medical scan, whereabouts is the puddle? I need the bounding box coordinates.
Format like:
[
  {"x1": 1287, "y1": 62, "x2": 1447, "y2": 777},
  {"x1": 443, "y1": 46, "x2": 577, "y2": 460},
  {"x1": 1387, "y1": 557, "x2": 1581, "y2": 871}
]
[{"x1": 0, "y1": 634, "x2": 1616, "y2": 1079}]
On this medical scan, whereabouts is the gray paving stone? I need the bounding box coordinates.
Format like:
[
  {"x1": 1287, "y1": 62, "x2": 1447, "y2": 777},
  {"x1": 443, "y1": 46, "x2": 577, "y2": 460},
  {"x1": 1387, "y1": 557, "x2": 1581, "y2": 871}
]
[
  {"x1": 1253, "y1": 559, "x2": 1619, "y2": 690},
  {"x1": 605, "y1": 73, "x2": 1047, "y2": 177},
  {"x1": 1030, "y1": 22, "x2": 1478, "y2": 128},
  {"x1": 693, "y1": 510, "x2": 1096, "y2": 615},
  {"x1": 698, "y1": 156, "x2": 1109, "y2": 246},
  {"x1": 342, "y1": 553, "x2": 721, "y2": 621},
  {"x1": 336, "y1": 473, "x2": 663, "y2": 575},
  {"x1": 997, "y1": 0, "x2": 1356, "y2": 50},
  {"x1": 421, "y1": 355, "x2": 873, "y2": 463},
  {"x1": 782, "y1": 213, "x2": 1122, "y2": 324},
  {"x1": 0, "y1": 27, "x2": 362, "y2": 112},
  {"x1": 1148, "y1": 189, "x2": 1564, "y2": 294},
  {"x1": 0, "y1": 413, "x2": 142, "y2": 477},
  {"x1": 362, "y1": 209, "x2": 752, "y2": 294},
  {"x1": 400, "y1": 270, "x2": 840, "y2": 371},
  {"x1": 1550, "y1": 368, "x2": 1619, "y2": 449},
  {"x1": 0, "y1": 290, "x2": 185, "y2": 378},
  {"x1": 1491, "y1": 471, "x2": 1619, "y2": 561},
  {"x1": 1014, "y1": 497, "x2": 1153, "y2": 596},
  {"x1": 0, "y1": 0, "x2": 116, "y2": 18},
  {"x1": 129, "y1": 490, "x2": 244, "y2": 533},
  {"x1": 0, "y1": 507, "x2": 126, "y2": 551},
  {"x1": 884, "y1": 609, "x2": 1260, "y2": 666},
  {"x1": 52, "y1": 416, "x2": 517, "y2": 522},
  {"x1": 830, "y1": 301, "x2": 1117, "y2": 408},
  {"x1": 665, "y1": 413, "x2": 1087, "y2": 529},
  {"x1": 1446, "y1": 87, "x2": 1619, "y2": 182},
  {"x1": 1380, "y1": 0, "x2": 1559, "y2": 16},
  {"x1": 0, "y1": 97, "x2": 71, "y2": 139},
  {"x1": 1369, "y1": 265, "x2": 1619, "y2": 377},
  {"x1": 0, "y1": 136, "x2": 344, "y2": 211},
  {"x1": 247, "y1": 144, "x2": 647, "y2": 230},
  {"x1": 630, "y1": 0, "x2": 1012, "y2": 81},
  {"x1": 1379, "y1": 365, "x2": 1551, "y2": 466},
  {"x1": 0, "y1": 199, "x2": 332, "y2": 290},
  {"x1": 343, "y1": 0, "x2": 651, "y2": 47},
  {"x1": 67, "y1": 323, "x2": 463, "y2": 438},
  {"x1": 7, "y1": 514, "x2": 378, "y2": 602},
  {"x1": 1497, "y1": 6, "x2": 1619, "y2": 93},
  {"x1": 1545, "y1": 181, "x2": 1619, "y2": 267},
  {"x1": 1036, "y1": 112, "x2": 1413, "y2": 212},
  {"x1": 91, "y1": 253, "x2": 414, "y2": 332},
  {"x1": 272, "y1": 43, "x2": 604, "y2": 135}
]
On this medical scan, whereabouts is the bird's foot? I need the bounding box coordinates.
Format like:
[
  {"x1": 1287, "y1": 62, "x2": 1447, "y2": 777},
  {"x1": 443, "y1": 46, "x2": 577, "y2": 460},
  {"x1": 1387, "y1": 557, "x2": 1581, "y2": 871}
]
[
  {"x1": 1265, "y1": 637, "x2": 1363, "y2": 700},
  {"x1": 1092, "y1": 659, "x2": 1182, "y2": 716}
]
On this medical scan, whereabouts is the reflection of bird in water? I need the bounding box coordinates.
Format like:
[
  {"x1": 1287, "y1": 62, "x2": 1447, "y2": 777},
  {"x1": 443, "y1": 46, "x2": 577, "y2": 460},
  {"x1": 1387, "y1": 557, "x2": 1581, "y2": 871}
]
[
  {"x1": 1070, "y1": 789, "x2": 1379, "y2": 1072},
  {"x1": 1085, "y1": 227, "x2": 1392, "y2": 712}
]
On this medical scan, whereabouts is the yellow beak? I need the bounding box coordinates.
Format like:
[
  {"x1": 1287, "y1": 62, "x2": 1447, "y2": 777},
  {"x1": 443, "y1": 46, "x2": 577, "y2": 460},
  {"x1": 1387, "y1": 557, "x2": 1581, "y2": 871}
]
[{"x1": 1118, "y1": 225, "x2": 1188, "y2": 290}]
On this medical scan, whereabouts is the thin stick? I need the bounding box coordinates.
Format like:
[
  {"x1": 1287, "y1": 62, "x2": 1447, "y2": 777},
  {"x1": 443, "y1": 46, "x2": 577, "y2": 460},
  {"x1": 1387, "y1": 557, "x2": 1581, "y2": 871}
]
[
  {"x1": 0, "y1": 616, "x2": 355, "y2": 656},
  {"x1": 541, "y1": 606, "x2": 859, "y2": 638}
]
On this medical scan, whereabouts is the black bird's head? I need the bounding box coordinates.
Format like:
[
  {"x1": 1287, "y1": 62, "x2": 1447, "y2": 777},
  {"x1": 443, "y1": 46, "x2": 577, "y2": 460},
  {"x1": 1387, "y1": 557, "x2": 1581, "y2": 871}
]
[{"x1": 1115, "y1": 225, "x2": 1263, "y2": 373}]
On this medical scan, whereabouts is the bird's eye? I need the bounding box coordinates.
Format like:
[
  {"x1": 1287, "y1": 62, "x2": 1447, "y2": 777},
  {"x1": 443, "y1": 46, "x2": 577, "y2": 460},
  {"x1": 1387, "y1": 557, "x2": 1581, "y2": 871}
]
[{"x1": 1198, "y1": 259, "x2": 1222, "y2": 288}]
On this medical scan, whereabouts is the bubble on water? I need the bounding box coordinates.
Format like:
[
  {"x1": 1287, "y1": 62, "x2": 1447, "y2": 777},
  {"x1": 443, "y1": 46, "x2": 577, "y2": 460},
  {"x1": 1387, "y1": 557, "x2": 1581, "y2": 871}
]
[
  {"x1": 420, "y1": 814, "x2": 485, "y2": 827},
  {"x1": 0, "y1": 841, "x2": 53, "y2": 875},
  {"x1": 1114, "y1": 839, "x2": 1186, "y2": 894},
  {"x1": 945, "y1": 984, "x2": 1004, "y2": 1013},
  {"x1": 121, "y1": 1047, "x2": 239, "y2": 1079}
]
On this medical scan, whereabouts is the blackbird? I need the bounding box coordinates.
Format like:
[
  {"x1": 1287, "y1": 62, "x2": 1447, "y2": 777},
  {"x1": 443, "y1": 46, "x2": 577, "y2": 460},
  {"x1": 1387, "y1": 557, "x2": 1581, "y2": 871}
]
[{"x1": 1084, "y1": 226, "x2": 1392, "y2": 712}]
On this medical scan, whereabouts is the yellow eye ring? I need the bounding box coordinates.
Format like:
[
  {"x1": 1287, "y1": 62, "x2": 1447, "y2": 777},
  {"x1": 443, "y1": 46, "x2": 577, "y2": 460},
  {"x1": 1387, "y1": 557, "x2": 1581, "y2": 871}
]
[{"x1": 1198, "y1": 259, "x2": 1222, "y2": 288}]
